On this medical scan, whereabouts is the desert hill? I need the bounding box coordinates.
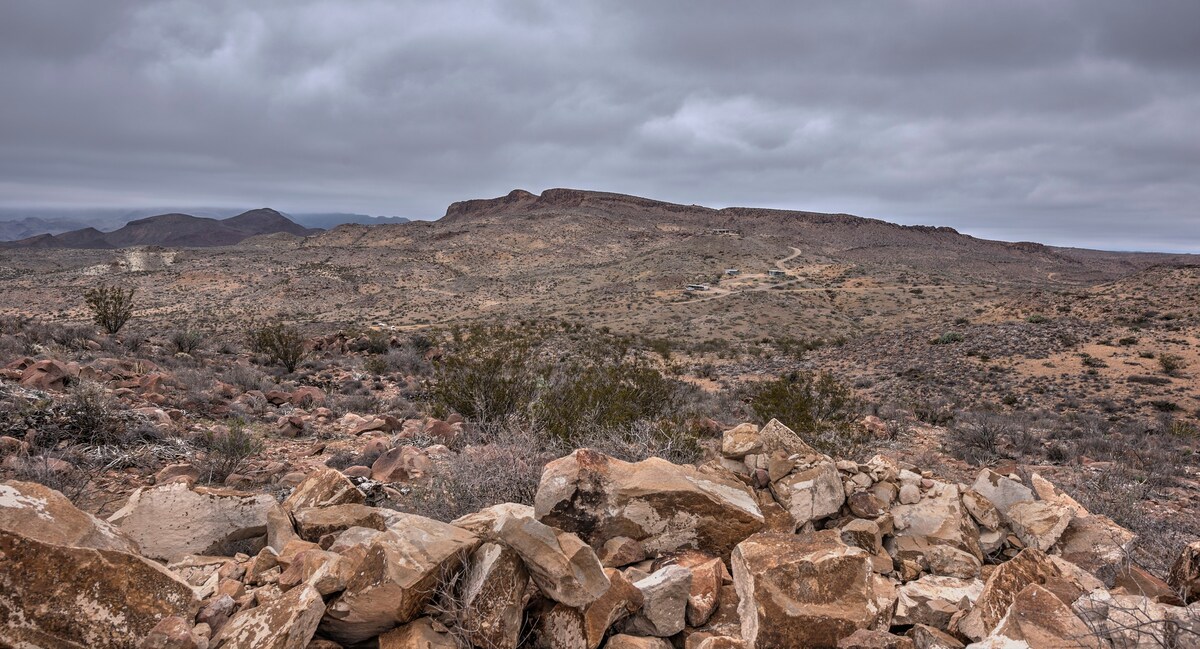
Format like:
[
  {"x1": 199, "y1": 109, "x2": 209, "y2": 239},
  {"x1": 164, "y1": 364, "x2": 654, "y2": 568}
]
[{"x1": 0, "y1": 208, "x2": 320, "y2": 249}]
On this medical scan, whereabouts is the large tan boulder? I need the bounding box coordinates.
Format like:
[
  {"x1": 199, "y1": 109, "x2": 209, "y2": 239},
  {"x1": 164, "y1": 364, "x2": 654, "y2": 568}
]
[
  {"x1": 836, "y1": 629, "x2": 915, "y2": 649},
  {"x1": 0, "y1": 528, "x2": 200, "y2": 649},
  {"x1": 535, "y1": 449, "x2": 764, "y2": 558},
  {"x1": 732, "y1": 531, "x2": 896, "y2": 648},
  {"x1": 0, "y1": 480, "x2": 137, "y2": 552},
  {"x1": 1054, "y1": 513, "x2": 1136, "y2": 585},
  {"x1": 888, "y1": 482, "x2": 982, "y2": 578},
  {"x1": 985, "y1": 583, "x2": 1104, "y2": 648},
  {"x1": 319, "y1": 513, "x2": 480, "y2": 644},
  {"x1": 108, "y1": 482, "x2": 276, "y2": 561},
  {"x1": 1072, "y1": 589, "x2": 1182, "y2": 649},
  {"x1": 957, "y1": 548, "x2": 1099, "y2": 641},
  {"x1": 769, "y1": 460, "x2": 846, "y2": 529},
  {"x1": 497, "y1": 514, "x2": 610, "y2": 607},
  {"x1": 893, "y1": 575, "x2": 984, "y2": 629},
  {"x1": 721, "y1": 419, "x2": 818, "y2": 459},
  {"x1": 624, "y1": 564, "x2": 692, "y2": 637},
  {"x1": 452, "y1": 502, "x2": 536, "y2": 538},
  {"x1": 971, "y1": 469, "x2": 1033, "y2": 515},
  {"x1": 530, "y1": 602, "x2": 588, "y2": 649},
  {"x1": 1169, "y1": 541, "x2": 1200, "y2": 604},
  {"x1": 457, "y1": 542, "x2": 530, "y2": 649},
  {"x1": 905, "y1": 624, "x2": 964, "y2": 649},
  {"x1": 292, "y1": 503, "x2": 388, "y2": 541},
  {"x1": 211, "y1": 583, "x2": 325, "y2": 649},
  {"x1": 1004, "y1": 500, "x2": 1073, "y2": 552},
  {"x1": 282, "y1": 466, "x2": 364, "y2": 512},
  {"x1": 606, "y1": 636, "x2": 674, "y2": 649}
]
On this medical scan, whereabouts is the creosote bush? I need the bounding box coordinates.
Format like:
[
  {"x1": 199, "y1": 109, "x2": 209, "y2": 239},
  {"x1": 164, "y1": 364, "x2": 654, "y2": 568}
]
[
  {"x1": 246, "y1": 321, "x2": 308, "y2": 372},
  {"x1": 196, "y1": 418, "x2": 263, "y2": 484},
  {"x1": 426, "y1": 321, "x2": 707, "y2": 450},
  {"x1": 170, "y1": 330, "x2": 205, "y2": 355},
  {"x1": 746, "y1": 371, "x2": 859, "y2": 455},
  {"x1": 84, "y1": 284, "x2": 136, "y2": 334}
]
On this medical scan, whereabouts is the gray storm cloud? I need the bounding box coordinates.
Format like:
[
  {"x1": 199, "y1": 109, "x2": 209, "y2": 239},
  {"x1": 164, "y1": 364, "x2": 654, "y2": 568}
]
[{"x1": 1, "y1": 0, "x2": 1198, "y2": 251}]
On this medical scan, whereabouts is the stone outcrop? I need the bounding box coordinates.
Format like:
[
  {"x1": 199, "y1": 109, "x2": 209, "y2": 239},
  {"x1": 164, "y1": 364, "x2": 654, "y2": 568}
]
[
  {"x1": 0, "y1": 528, "x2": 200, "y2": 649},
  {"x1": 535, "y1": 449, "x2": 764, "y2": 557},
  {"x1": 108, "y1": 481, "x2": 276, "y2": 560},
  {"x1": 732, "y1": 530, "x2": 896, "y2": 648},
  {"x1": 211, "y1": 583, "x2": 325, "y2": 649},
  {"x1": 0, "y1": 479, "x2": 138, "y2": 552},
  {"x1": 497, "y1": 514, "x2": 610, "y2": 607},
  {"x1": 319, "y1": 513, "x2": 479, "y2": 644},
  {"x1": 457, "y1": 541, "x2": 529, "y2": 649},
  {"x1": 282, "y1": 466, "x2": 364, "y2": 512}
]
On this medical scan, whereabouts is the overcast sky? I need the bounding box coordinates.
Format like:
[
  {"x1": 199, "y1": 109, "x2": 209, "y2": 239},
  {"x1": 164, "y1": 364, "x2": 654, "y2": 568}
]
[{"x1": 2, "y1": 1, "x2": 1198, "y2": 251}]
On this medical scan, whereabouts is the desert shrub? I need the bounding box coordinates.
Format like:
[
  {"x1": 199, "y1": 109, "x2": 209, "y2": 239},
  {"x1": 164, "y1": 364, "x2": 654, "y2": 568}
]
[
  {"x1": 84, "y1": 284, "x2": 135, "y2": 334},
  {"x1": 195, "y1": 418, "x2": 263, "y2": 484},
  {"x1": 428, "y1": 324, "x2": 541, "y2": 422},
  {"x1": 363, "y1": 356, "x2": 388, "y2": 376},
  {"x1": 534, "y1": 358, "x2": 680, "y2": 443},
  {"x1": 60, "y1": 381, "x2": 129, "y2": 446},
  {"x1": 948, "y1": 412, "x2": 1013, "y2": 465},
  {"x1": 747, "y1": 371, "x2": 857, "y2": 452},
  {"x1": 365, "y1": 329, "x2": 391, "y2": 355},
  {"x1": 1157, "y1": 353, "x2": 1186, "y2": 376},
  {"x1": 382, "y1": 347, "x2": 431, "y2": 376},
  {"x1": 170, "y1": 330, "x2": 205, "y2": 355},
  {"x1": 930, "y1": 331, "x2": 964, "y2": 345},
  {"x1": 223, "y1": 363, "x2": 273, "y2": 393},
  {"x1": 1080, "y1": 353, "x2": 1107, "y2": 368},
  {"x1": 1026, "y1": 314, "x2": 1047, "y2": 323},
  {"x1": 246, "y1": 321, "x2": 308, "y2": 372},
  {"x1": 400, "y1": 443, "x2": 544, "y2": 522},
  {"x1": 325, "y1": 445, "x2": 387, "y2": 470}
]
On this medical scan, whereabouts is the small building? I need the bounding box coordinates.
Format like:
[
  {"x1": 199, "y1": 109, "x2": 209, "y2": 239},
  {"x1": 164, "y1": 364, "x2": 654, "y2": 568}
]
[
  {"x1": 768, "y1": 269, "x2": 787, "y2": 278},
  {"x1": 685, "y1": 284, "x2": 711, "y2": 291},
  {"x1": 725, "y1": 268, "x2": 740, "y2": 275}
]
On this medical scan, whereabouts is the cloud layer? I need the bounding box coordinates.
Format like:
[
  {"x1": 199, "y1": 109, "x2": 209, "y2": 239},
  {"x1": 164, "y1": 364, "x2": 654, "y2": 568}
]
[{"x1": 2, "y1": 1, "x2": 1198, "y2": 250}]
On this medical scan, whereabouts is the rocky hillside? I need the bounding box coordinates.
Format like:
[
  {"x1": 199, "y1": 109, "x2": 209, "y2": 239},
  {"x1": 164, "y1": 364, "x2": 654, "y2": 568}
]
[
  {"x1": 0, "y1": 208, "x2": 319, "y2": 249},
  {"x1": 3, "y1": 420, "x2": 1199, "y2": 648}
]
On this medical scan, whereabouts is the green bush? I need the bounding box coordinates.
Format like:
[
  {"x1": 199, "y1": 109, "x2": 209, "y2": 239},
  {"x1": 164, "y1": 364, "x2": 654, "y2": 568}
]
[
  {"x1": 247, "y1": 322, "x2": 308, "y2": 372},
  {"x1": 196, "y1": 418, "x2": 263, "y2": 483},
  {"x1": 1158, "y1": 353, "x2": 1186, "y2": 376},
  {"x1": 747, "y1": 371, "x2": 857, "y2": 453},
  {"x1": 84, "y1": 284, "x2": 135, "y2": 334},
  {"x1": 930, "y1": 331, "x2": 964, "y2": 345}
]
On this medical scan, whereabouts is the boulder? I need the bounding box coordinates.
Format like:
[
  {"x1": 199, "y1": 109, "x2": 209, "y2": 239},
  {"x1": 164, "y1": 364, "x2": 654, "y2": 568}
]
[
  {"x1": 497, "y1": 515, "x2": 610, "y2": 607},
  {"x1": 905, "y1": 625, "x2": 965, "y2": 649},
  {"x1": 535, "y1": 449, "x2": 764, "y2": 558},
  {"x1": 606, "y1": 636, "x2": 674, "y2": 649},
  {"x1": 1054, "y1": 513, "x2": 1136, "y2": 585},
  {"x1": 732, "y1": 531, "x2": 896, "y2": 648},
  {"x1": 893, "y1": 575, "x2": 983, "y2": 629},
  {"x1": 452, "y1": 502, "x2": 536, "y2": 539},
  {"x1": 1169, "y1": 541, "x2": 1200, "y2": 604},
  {"x1": 293, "y1": 504, "x2": 388, "y2": 542},
  {"x1": 141, "y1": 616, "x2": 208, "y2": 649},
  {"x1": 0, "y1": 479, "x2": 137, "y2": 552},
  {"x1": 836, "y1": 629, "x2": 915, "y2": 649},
  {"x1": 888, "y1": 482, "x2": 982, "y2": 578},
  {"x1": 319, "y1": 513, "x2": 479, "y2": 644},
  {"x1": 283, "y1": 467, "x2": 364, "y2": 512},
  {"x1": 721, "y1": 419, "x2": 818, "y2": 459},
  {"x1": 457, "y1": 542, "x2": 529, "y2": 649},
  {"x1": 985, "y1": 583, "x2": 1104, "y2": 649},
  {"x1": 530, "y1": 603, "x2": 587, "y2": 649},
  {"x1": 957, "y1": 548, "x2": 1099, "y2": 641},
  {"x1": 624, "y1": 564, "x2": 692, "y2": 637},
  {"x1": 971, "y1": 469, "x2": 1033, "y2": 515},
  {"x1": 108, "y1": 482, "x2": 276, "y2": 561},
  {"x1": 1004, "y1": 501, "x2": 1073, "y2": 552},
  {"x1": 19, "y1": 358, "x2": 76, "y2": 390},
  {"x1": 0, "y1": 528, "x2": 200, "y2": 649},
  {"x1": 583, "y1": 568, "x2": 644, "y2": 649},
  {"x1": 769, "y1": 460, "x2": 846, "y2": 529},
  {"x1": 1072, "y1": 589, "x2": 1179, "y2": 649},
  {"x1": 378, "y1": 617, "x2": 457, "y2": 649}
]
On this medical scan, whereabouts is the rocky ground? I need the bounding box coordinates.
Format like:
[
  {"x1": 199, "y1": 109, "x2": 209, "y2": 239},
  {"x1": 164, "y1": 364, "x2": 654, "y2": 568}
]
[{"x1": 3, "y1": 419, "x2": 1200, "y2": 648}]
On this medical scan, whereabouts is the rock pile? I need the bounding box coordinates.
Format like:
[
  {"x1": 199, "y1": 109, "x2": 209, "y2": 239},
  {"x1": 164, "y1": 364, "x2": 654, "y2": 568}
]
[{"x1": 2, "y1": 419, "x2": 1197, "y2": 648}]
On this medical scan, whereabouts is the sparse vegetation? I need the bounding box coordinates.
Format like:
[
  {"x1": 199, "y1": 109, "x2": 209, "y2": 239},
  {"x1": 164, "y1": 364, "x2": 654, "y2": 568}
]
[{"x1": 195, "y1": 418, "x2": 263, "y2": 484}]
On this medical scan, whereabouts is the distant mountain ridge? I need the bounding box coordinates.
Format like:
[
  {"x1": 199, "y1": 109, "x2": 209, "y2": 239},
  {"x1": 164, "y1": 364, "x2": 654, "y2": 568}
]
[{"x1": 0, "y1": 208, "x2": 320, "y2": 249}]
